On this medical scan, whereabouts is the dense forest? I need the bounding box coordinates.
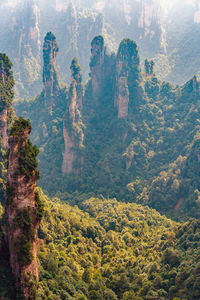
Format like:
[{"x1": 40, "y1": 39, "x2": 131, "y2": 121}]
[{"x1": 1, "y1": 192, "x2": 200, "y2": 299}]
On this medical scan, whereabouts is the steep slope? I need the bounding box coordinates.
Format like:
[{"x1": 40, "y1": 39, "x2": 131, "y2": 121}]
[
  {"x1": 0, "y1": 54, "x2": 16, "y2": 298},
  {"x1": 7, "y1": 117, "x2": 42, "y2": 299},
  {"x1": 0, "y1": 53, "x2": 15, "y2": 203},
  {"x1": 0, "y1": 52, "x2": 43, "y2": 299}
]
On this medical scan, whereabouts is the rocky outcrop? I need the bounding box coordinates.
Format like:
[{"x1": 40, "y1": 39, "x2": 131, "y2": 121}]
[
  {"x1": 192, "y1": 75, "x2": 198, "y2": 92},
  {"x1": 144, "y1": 58, "x2": 160, "y2": 98},
  {"x1": 7, "y1": 118, "x2": 42, "y2": 299},
  {"x1": 115, "y1": 39, "x2": 142, "y2": 118},
  {"x1": 43, "y1": 32, "x2": 59, "y2": 107},
  {"x1": 62, "y1": 124, "x2": 76, "y2": 174},
  {"x1": 62, "y1": 58, "x2": 84, "y2": 175},
  {"x1": 78, "y1": 13, "x2": 104, "y2": 81},
  {"x1": 144, "y1": 59, "x2": 154, "y2": 77},
  {"x1": 70, "y1": 57, "x2": 83, "y2": 111},
  {"x1": 0, "y1": 108, "x2": 9, "y2": 149},
  {"x1": 90, "y1": 35, "x2": 105, "y2": 100},
  {"x1": 182, "y1": 75, "x2": 200, "y2": 99},
  {"x1": 125, "y1": 144, "x2": 134, "y2": 171},
  {"x1": 89, "y1": 35, "x2": 116, "y2": 102},
  {"x1": 117, "y1": 77, "x2": 129, "y2": 118},
  {"x1": 0, "y1": 54, "x2": 14, "y2": 148},
  {"x1": 66, "y1": 3, "x2": 78, "y2": 54}
]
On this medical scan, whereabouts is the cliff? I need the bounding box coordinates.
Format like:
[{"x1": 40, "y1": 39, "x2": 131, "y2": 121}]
[
  {"x1": 62, "y1": 58, "x2": 84, "y2": 175},
  {"x1": 144, "y1": 59, "x2": 160, "y2": 98},
  {"x1": 89, "y1": 35, "x2": 116, "y2": 104},
  {"x1": 7, "y1": 117, "x2": 42, "y2": 299},
  {"x1": 57, "y1": 2, "x2": 78, "y2": 84},
  {"x1": 90, "y1": 35, "x2": 105, "y2": 100},
  {"x1": 144, "y1": 59, "x2": 154, "y2": 77},
  {"x1": 9, "y1": 0, "x2": 41, "y2": 98},
  {"x1": 0, "y1": 54, "x2": 14, "y2": 149},
  {"x1": 43, "y1": 32, "x2": 59, "y2": 107},
  {"x1": 115, "y1": 39, "x2": 143, "y2": 118}
]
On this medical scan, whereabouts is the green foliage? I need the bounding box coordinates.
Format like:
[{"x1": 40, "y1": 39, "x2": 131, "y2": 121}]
[
  {"x1": 18, "y1": 139, "x2": 40, "y2": 180},
  {"x1": 10, "y1": 117, "x2": 40, "y2": 180},
  {"x1": 0, "y1": 53, "x2": 14, "y2": 110},
  {"x1": 42, "y1": 32, "x2": 59, "y2": 90},
  {"x1": 71, "y1": 57, "x2": 82, "y2": 82},
  {"x1": 90, "y1": 36, "x2": 104, "y2": 68},
  {"x1": 145, "y1": 59, "x2": 154, "y2": 76},
  {"x1": 10, "y1": 116, "x2": 31, "y2": 136},
  {"x1": 35, "y1": 188, "x2": 44, "y2": 221},
  {"x1": 64, "y1": 57, "x2": 85, "y2": 150},
  {"x1": 43, "y1": 32, "x2": 59, "y2": 69},
  {"x1": 14, "y1": 208, "x2": 35, "y2": 240},
  {"x1": 117, "y1": 38, "x2": 143, "y2": 106},
  {"x1": 118, "y1": 39, "x2": 139, "y2": 64},
  {"x1": 12, "y1": 207, "x2": 35, "y2": 267},
  {"x1": 0, "y1": 54, "x2": 15, "y2": 207},
  {"x1": 0, "y1": 234, "x2": 15, "y2": 298},
  {"x1": 13, "y1": 234, "x2": 34, "y2": 267}
]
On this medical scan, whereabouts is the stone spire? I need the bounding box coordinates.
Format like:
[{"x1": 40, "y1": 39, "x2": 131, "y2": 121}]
[
  {"x1": 42, "y1": 32, "x2": 59, "y2": 107},
  {"x1": 89, "y1": 35, "x2": 105, "y2": 100},
  {"x1": 115, "y1": 39, "x2": 142, "y2": 118},
  {"x1": 62, "y1": 58, "x2": 84, "y2": 175}
]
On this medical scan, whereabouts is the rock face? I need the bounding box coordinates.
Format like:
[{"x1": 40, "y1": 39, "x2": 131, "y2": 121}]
[
  {"x1": 43, "y1": 32, "x2": 59, "y2": 107},
  {"x1": 117, "y1": 77, "x2": 129, "y2": 118},
  {"x1": 55, "y1": 4, "x2": 104, "y2": 84},
  {"x1": 7, "y1": 118, "x2": 42, "y2": 299},
  {"x1": 89, "y1": 35, "x2": 116, "y2": 102},
  {"x1": 90, "y1": 35, "x2": 105, "y2": 100},
  {"x1": 0, "y1": 54, "x2": 14, "y2": 148},
  {"x1": 62, "y1": 58, "x2": 84, "y2": 174},
  {"x1": 66, "y1": 3, "x2": 78, "y2": 55},
  {"x1": 9, "y1": 0, "x2": 41, "y2": 98},
  {"x1": 125, "y1": 144, "x2": 134, "y2": 171},
  {"x1": 0, "y1": 108, "x2": 9, "y2": 149},
  {"x1": 144, "y1": 59, "x2": 154, "y2": 77},
  {"x1": 115, "y1": 39, "x2": 142, "y2": 118},
  {"x1": 62, "y1": 124, "x2": 76, "y2": 175}
]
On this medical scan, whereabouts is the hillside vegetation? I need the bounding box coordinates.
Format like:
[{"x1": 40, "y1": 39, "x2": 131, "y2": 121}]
[{"x1": 1, "y1": 193, "x2": 200, "y2": 299}]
